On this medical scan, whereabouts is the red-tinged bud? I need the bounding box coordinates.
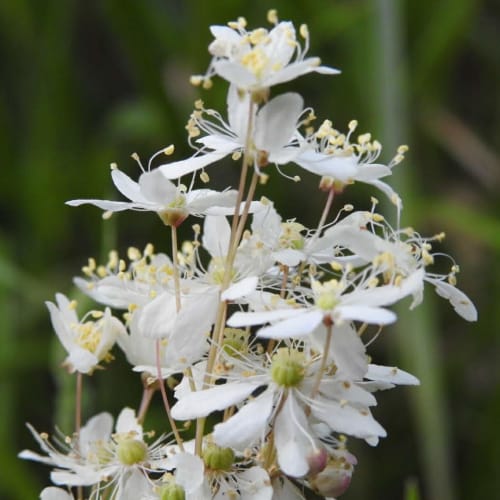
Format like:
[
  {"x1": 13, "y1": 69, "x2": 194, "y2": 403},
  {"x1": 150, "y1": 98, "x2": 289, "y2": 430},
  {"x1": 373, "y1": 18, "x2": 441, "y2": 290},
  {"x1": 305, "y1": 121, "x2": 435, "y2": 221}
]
[{"x1": 306, "y1": 447, "x2": 328, "y2": 475}]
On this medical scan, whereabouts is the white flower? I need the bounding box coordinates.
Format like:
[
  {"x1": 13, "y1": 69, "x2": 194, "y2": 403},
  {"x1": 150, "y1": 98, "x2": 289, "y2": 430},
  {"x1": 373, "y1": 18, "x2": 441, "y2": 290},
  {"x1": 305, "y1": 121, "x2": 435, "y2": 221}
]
[
  {"x1": 67, "y1": 167, "x2": 244, "y2": 226},
  {"x1": 294, "y1": 120, "x2": 406, "y2": 207},
  {"x1": 194, "y1": 15, "x2": 339, "y2": 91},
  {"x1": 46, "y1": 294, "x2": 124, "y2": 374},
  {"x1": 160, "y1": 86, "x2": 304, "y2": 179},
  {"x1": 227, "y1": 268, "x2": 425, "y2": 340},
  {"x1": 328, "y1": 210, "x2": 478, "y2": 321},
  {"x1": 20, "y1": 408, "x2": 165, "y2": 496}
]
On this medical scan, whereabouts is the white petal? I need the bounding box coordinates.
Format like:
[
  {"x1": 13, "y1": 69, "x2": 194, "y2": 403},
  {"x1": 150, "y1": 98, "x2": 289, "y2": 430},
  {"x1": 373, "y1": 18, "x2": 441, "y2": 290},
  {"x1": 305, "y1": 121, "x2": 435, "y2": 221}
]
[
  {"x1": 79, "y1": 412, "x2": 113, "y2": 456},
  {"x1": 366, "y1": 364, "x2": 420, "y2": 385},
  {"x1": 111, "y1": 169, "x2": 148, "y2": 203},
  {"x1": 312, "y1": 400, "x2": 386, "y2": 440},
  {"x1": 257, "y1": 310, "x2": 323, "y2": 339},
  {"x1": 274, "y1": 396, "x2": 311, "y2": 478},
  {"x1": 115, "y1": 407, "x2": 142, "y2": 435},
  {"x1": 227, "y1": 84, "x2": 252, "y2": 139},
  {"x1": 213, "y1": 388, "x2": 274, "y2": 449},
  {"x1": 40, "y1": 487, "x2": 74, "y2": 500},
  {"x1": 138, "y1": 169, "x2": 177, "y2": 206},
  {"x1": 213, "y1": 60, "x2": 256, "y2": 88},
  {"x1": 221, "y1": 276, "x2": 258, "y2": 301},
  {"x1": 171, "y1": 382, "x2": 259, "y2": 420},
  {"x1": 165, "y1": 452, "x2": 205, "y2": 493},
  {"x1": 65, "y1": 199, "x2": 136, "y2": 212},
  {"x1": 428, "y1": 278, "x2": 478, "y2": 321},
  {"x1": 159, "y1": 151, "x2": 227, "y2": 179},
  {"x1": 273, "y1": 248, "x2": 303, "y2": 267},
  {"x1": 203, "y1": 215, "x2": 231, "y2": 257},
  {"x1": 254, "y1": 93, "x2": 303, "y2": 152},
  {"x1": 239, "y1": 467, "x2": 273, "y2": 500},
  {"x1": 336, "y1": 305, "x2": 397, "y2": 325},
  {"x1": 227, "y1": 308, "x2": 304, "y2": 328}
]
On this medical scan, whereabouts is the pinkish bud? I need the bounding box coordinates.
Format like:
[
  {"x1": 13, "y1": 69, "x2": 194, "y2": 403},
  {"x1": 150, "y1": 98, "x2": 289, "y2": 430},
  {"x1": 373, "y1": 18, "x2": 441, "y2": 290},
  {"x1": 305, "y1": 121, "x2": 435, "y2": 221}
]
[
  {"x1": 308, "y1": 451, "x2": 356, "y2": 498},
  {"x1": 306, "y1": 447, "x2": 328, "y2": 476}
]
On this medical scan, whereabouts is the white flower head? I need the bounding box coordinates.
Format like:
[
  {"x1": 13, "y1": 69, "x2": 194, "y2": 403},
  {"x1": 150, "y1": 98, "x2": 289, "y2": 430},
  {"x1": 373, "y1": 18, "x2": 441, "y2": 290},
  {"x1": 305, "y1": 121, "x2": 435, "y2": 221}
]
[
  {"x1": 46, "y1": 293, "x2": 124, "y2": 374},
  {"x1": 67, "y1": 163, "x2": 243, "y2": 227},
  {"x1": 20, "y1": 408, "x2": 166, "y2": 496},
  {"x1": 191, "y1": 11, "x2": 339, "y2": 92},
  {"x1": 160, "y1": 85, "x2": 305, "y2": 179}
]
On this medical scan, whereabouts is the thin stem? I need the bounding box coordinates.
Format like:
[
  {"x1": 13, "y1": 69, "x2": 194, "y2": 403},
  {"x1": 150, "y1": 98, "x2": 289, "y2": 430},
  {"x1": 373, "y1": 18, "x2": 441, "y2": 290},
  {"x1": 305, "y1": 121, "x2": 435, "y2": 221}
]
[
  {"x1": 316, "y1": 187, "x2": 335, "y2": 232},
  {"x1": 195, "y1": 95, "x2": 257, "y2": 455},
  {"x1": 75, "y1": 372, "x2": 83, "y2": 436},
  {"x1": 227, "y1": 171, "x2": 259, "y2": 274},
  {"x1": 137, "y1": 383, "x2": 157, "y2": 425},
  {"x1": 171, "y1": 225, "x2": 181, "y2": 311},
  {"x1": 155, "y1": 340, "x2": 184, "y2": 451},
  {"x1": 75, "y1": 373, "x2": 83, "y2": 500}
]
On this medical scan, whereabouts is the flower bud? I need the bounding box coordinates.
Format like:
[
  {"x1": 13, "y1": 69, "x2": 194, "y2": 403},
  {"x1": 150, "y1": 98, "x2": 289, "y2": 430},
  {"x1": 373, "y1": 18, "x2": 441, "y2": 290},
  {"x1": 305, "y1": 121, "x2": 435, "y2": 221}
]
[
  {"x1": 309, "y1": 452, "x2": 356, "y2": 498},
  {"x1": 306, "y1": 447, "x2": 328, "y2": 476}
]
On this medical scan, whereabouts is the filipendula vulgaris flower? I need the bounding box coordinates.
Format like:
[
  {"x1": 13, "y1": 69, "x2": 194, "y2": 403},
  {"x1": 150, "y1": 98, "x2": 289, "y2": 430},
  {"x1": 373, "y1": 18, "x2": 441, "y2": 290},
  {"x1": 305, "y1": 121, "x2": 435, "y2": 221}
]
[
  {"x1": 324, "y1": 206, "x2": 478, "y2": 321},
  {"x1": 73, "y1": 244, "x2": 217, "y2": 374},
  {"x1": 67, "y1": 153, "x2": 248, "y2": 228},
  {"x1": 46, "y1": 293, "x2": 125, "y2": 374},
  {"x1": 190, "y1": 10, "x2": 339, "y2": 92},
  {"x1": 294, "y1": 119, "x2": 408, "y2": 208},
  {"x1": 20, "y1": 408, "x2": 165, "y2": 498},
  {"x1": 160, "y1": 84, "x2": 306, "y2": 180},
  {"x1": 157, "y1": 443, "x2": 273, "y2": 500},
  {"x1": 170, "y1": 337, "x2": 387, "y2": 479}
]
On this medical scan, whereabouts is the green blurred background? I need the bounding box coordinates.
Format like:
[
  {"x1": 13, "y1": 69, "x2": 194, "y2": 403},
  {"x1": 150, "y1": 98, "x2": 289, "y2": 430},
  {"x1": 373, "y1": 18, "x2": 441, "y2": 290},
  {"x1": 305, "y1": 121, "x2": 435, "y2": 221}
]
[{"x1": 1, "y1": 0, "x2": 499, "y2": 498}]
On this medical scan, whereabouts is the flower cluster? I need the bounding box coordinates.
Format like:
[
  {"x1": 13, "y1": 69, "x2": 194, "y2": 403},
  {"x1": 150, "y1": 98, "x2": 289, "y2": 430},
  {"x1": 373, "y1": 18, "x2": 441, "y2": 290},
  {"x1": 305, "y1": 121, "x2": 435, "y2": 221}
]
[{"x1": 21, "y1": 11, "x2": 476, "y2": 500}]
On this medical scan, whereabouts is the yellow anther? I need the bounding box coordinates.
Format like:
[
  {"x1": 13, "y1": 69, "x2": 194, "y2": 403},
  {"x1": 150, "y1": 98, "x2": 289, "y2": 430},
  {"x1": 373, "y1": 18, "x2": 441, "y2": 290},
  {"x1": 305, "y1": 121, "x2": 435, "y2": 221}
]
[
  {"x1": 299, "y1": 24, "x2": 309, "y2": 39},
  {"x1": 91, "y1": 310, "x2": 104, "y2": 319},
  {"x1": 127, "y1": 247, "x2": 141, "y2": 261},
  {"x1": 192, "y1": 223, "x2": 201, "y2": 235},
  {"x1": 200, "y1": 171, "x2": 210, "y2": 183},
  {"x1": 69, "y1": 300, "x2": 78, "y2": 310},
  {"x1": 329, "y1": 261, "x2": 343, "y2": 272},
  {"x1": 231, "y1": 151, "x2": 242, "y2": 161},
  {"x1": 97, "y1": 265, "x2": 107, "y2": 278},
  {"x1": 164, "y1": 144, "x2": 175, "y2": 155},
  {"x1": 259, "y1": 173, "x2": 269, "y2": 185},
  {"x1": 194, "y1": 99, "x2": 204, "y2": 110},
  {"x1": 370, "y1": 196, "x2": 379, "y2": 206},
  {"x1": 102, "y1": 211, "x2": 113, "y2": 220},
  {"x1": 144, "y1": 243, "x2": 154, "y2": 256},
  {"x1": 189, "y1": 75, "x2": 202, "y2": 86},
  {"x1": 202, "y1": 78, "x2": 213, "y2": 90},
  {"x1": 348, "y1": 120, "x2": 358, "y2": 131},
  {"x1": 118, "y1": 259, "x2": 126, "y2": 272},
  {"x1": 358, "y1": 133, "x2": 371, "y2": 145},
  {"x1": 397, "y1": 144, "x2": 409, "y2": 154},
  {"x1": 110, "y1": 162, "x2": 118, "y2": 170},
  {"x1": 131, "y1": 152, "x2": 140, "y2": 162},
  {"x1": 372, "y1": 213, "x2": 384, "y2": 222},
  {"x1": 343, "y1": 203, "x2": 354, "y2": 211},
  {"x1": 267, "y1": 9, "x2": 278, "y2": 25},
  {"x1": 249, "y1": 28, "x2": 268, "y2": 45}
]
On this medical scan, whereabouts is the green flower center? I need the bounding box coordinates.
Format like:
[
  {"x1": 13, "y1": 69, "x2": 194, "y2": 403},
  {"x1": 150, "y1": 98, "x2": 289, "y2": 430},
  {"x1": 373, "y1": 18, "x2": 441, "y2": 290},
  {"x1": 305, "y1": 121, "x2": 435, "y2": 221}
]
[
  {"x1": 202, "y1": 444, "x2": 235, "y2": 471},
  {"x1": 116, "y1": 438, "x2": 148, "y2": 465},
  {"x1": 159, "y1": 483, "x2": 186, "y2": 500},
  {"x1": 270, "y1": 348, "x2": 305, "y2": 387}
]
